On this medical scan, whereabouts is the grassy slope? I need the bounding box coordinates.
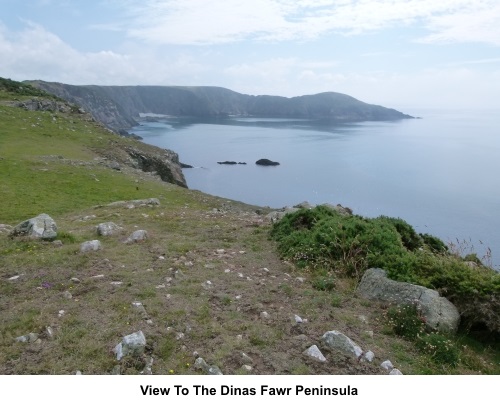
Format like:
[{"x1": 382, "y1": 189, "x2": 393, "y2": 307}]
[{"x1": 0, "y1": 88, "x2": 498, "y2": 375}]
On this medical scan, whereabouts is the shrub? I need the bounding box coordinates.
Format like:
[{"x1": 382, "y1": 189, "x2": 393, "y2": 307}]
[
  {"x1": 377, "y1": 216, "x2": 423, "y2": 251},
  {"x1": 420, "y1": 233, "x2": 448, "y2": 253}
]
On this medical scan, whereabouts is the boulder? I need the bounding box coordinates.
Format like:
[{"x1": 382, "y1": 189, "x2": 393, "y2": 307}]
[
  {"x1": 256, "y1": 158, "x2": 280, "y2": 166},
  {"x1": 357, "y1": 268, "x2": 460, "y2": 334},
  {"x1": 10, "y1": 213, "x2": 57, "y2": 240},
  {"x1": 321, "y1": 331, "x2": 363, "y2": 358}
]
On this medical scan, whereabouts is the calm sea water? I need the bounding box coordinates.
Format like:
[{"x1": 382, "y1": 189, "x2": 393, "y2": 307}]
[{"x1": 132, "y1": 109, "x2": 500, "y2": 268}]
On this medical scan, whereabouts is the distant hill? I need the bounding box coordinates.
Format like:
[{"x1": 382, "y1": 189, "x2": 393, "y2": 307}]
[{"x1": 28, "y1": 81, "x2": 413, "y2": 131}]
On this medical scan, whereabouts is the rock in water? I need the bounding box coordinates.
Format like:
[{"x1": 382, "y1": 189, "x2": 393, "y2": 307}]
[
  {"x1": 10, "y1": 213, "x2": 57, "y2": 240},
  {"x1": 256, "y1": 158, "x2": 280, "y2": 166}
]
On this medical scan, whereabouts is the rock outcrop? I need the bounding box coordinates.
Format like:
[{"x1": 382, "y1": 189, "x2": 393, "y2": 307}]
[
  {"x1": 357, "y1": 268, "x2": 460, "y2": 334},
  {"x1": 126, "y1": 147, "x2": 187, "y2": 188}
]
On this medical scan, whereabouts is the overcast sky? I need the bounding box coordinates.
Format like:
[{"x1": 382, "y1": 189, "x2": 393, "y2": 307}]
[{"x1": 1, "y1": 0, "x2": 500, "y2": 110}]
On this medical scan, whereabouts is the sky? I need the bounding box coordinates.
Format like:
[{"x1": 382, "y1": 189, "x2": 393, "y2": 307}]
[{"x1": 1, "y1": 0, "x2": 500, "y2": 110}]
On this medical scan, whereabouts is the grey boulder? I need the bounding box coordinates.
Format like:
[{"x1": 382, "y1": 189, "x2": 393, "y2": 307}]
[
  {"x1": 357, "y1": 268, "x2": 460, "y2": 334},
  {"x1": 10, "y1": 213, "x2": 57, "y2": 240}
]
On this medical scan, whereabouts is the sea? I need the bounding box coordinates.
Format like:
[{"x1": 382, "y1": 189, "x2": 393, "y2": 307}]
[{"x1": 132, "y1": 108, "x2": 500, "y2": 269}]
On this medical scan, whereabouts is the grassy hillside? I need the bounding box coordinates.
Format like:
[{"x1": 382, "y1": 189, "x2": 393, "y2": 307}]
[{"x1": 0, "y1": 80, "x2": 498, "y2": 375}]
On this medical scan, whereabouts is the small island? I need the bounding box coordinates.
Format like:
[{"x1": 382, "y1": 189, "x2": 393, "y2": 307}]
[{"x1": 256, "y1": 158, "x2": 280, "y2": 166}]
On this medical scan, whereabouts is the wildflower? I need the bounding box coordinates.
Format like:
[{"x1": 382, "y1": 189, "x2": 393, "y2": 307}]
[{"x1": 169, "y1": 369, "x2": 174, "y2": 374}]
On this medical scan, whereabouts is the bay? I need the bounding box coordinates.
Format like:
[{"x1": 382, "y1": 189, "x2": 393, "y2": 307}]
[{"x1": 132, "y1": 109, "x2": 500, "y2": 268}]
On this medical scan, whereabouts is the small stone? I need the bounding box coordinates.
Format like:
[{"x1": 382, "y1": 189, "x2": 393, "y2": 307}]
[
  {"x1": 70, "y1": 277, "x2": 81, "y2": 283},
  {"x1": 80, "y1": 240, "x2": 101, "y2": 253},
  {"x1": 294, "y1": 314, "x2": 303, "y2": 323},
  {"x1": 389, "y1": 368, "x2": 403, "y2": 375},
  {"x1": 363, "y1": 351, "x2": 375, "y2": 362},
  {"x1": 113, "y1": 330, "x2": 146, "y2": 360},
  {"x1": 358, "y1": 315, "x2": 368, "y2": 323},
  {"x1": 241, "y1": 352, "x2": 253, "y2": 365},
  {"x1": 176, "y1": 332, "x2": 185, "y2": 340},
  {"x1": 63, "y1": 291, "x2": 73, "y2": 299},
  {"x1": 193, "y1": 351, "x2": 199, "y2": 358},
  {"x1": 194, "y1": 357, "x2": 209, "y2": 371},
  {"x1": 15, "y1": 332, "x2": 39, "y2": 343},
  {"x1": 158, "y1": 256, "x2": 165, "y2": 260},
  {"x1": 110, "y1": 281, "x2": 123, "y2": 286},
  {"x1": 58, "y1": 310, "x2": 65, "y2": 317},
  {"x1": 303, "y1": 345, "x2": 327, "y2": 362},
  {"x1": 8, "y1": 275, "x2": 22, "y2": 281},
  {"x1": 216, "y1": 249, "x2": 225, "y2": 254},
  {"x1": 46, "y1": 326, "x2": 55, "y2": 339},
  {"x1": 296, "y1": 277, "x2": 305, "y2": 282},
  {"x1": 96, "y1": 222, "x2": 123, "y2": 236},
  {"x1": 365, "y1": 330, "x2": 374, "y2": 338},
  {"x1": 260, "y1": 311, "x2": 270, "y2": 320},
  {"x1": 238, "y1": 273, "x2": 244, "y2": 278},
  {"x1": 124, "y1": 230, "x2": 148, "y2": 244},
  {"x1": 156, "y1": 284, "x2": 166, "y2": 289},
  {"x1": 90, "y1": 274, "x2": 105, "y2": 279},
  {"x1": 381, "y1": 360, "x2": 394, "y2": 371},
  {"x1": 224, "y1": 269, "x2": 231, "y2": 273},
  {"x1": 52, "y1": 240, "x2": 63, "y2": 247},
  {"x1": 261, "y1": 268, "x2": 269, "y2": 272},
  {"x1": 75, "y1": 370, "x2": 82, "y2": 375},
  {"x1": 241, "y1": 365, "x2": 252, "y2": 371},
  {"x1": 236, "y1": 335, "x2": 243, "y2": 340},
  {"x1": 235, "y1": 295, "x2": 242, "y2": 300},
  {"x1": 202, "y1": 280, "x2": 213, "y2": 289}
]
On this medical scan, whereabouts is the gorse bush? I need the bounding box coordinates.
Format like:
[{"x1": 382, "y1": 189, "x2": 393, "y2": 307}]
[{"x1": 270, "y1": 206, "x2": 500, "y2": 335}]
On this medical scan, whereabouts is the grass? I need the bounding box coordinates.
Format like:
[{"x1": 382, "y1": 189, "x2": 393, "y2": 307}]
[{"x1": 0, "y1": 79, "x2": 498, "y2": 375}]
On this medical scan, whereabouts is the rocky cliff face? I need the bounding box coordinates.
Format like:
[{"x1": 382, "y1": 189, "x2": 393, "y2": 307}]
[{"x1": 29, "y1": 81, "x2": 414, "y2": 132}]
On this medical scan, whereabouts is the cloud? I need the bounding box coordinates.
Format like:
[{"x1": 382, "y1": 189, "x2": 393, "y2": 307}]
[
  {"x1": 119, "y1": 0, "x2": 500, "y2": 46},
  {"x1": 0, "y1": 21, "x2": 208, "y2": 85}
]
